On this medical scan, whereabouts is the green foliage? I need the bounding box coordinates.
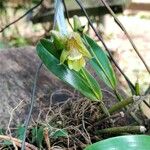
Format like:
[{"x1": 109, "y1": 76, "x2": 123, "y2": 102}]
[
  {"x1": 9, "y1": 37, "x2": 29, "y2": 47},
  {"x1": 83, "y1": 34, "x2": 117, "y2": 90},
  {"x1": 31, "y1": 126, "x2": 44, "y2": 148},
  {"x1": 0, "y1": 41, "x2": 6, "y2": 49},
  {"x1": 0, "y1": 128, "x2": 4, "y2": 135},
  {"x1": 16, "y1": 125, "x2": 25, "y2": 140},
  {"x1": 85, "y1": 135, "x2": 150, "y2": 150},
  {"x1": 51, "y1": 129, "x2": 68, "y2": 139},
  {"x1": 36, "y1": 12, "x2": 118, "y2": 102},
  {"x1": 36, "y1": 39, "x2": 102, "y2": 101}
]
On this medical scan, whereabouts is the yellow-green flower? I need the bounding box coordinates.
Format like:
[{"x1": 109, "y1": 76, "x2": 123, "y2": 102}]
[{"x1": 51, "y1": 31, "x2": 92, "y2": 71}]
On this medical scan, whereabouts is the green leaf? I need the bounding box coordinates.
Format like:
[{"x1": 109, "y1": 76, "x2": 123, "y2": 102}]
[
  {"x1": 16, "y1": 125, "x2": 25, "y2": 140},
  {"x1": 31, "y1": 126, "x2": 44, "y2": 148},
  {"x1": 85, "y1": 135, "x2": 150, "y2": 150},
  {"x1": 79, "y1": 68, "x2": 102, "y2": 100},
  {"x1": 51, "y1": 129, "x2": 68, "y2": 139},
  {"x1": 0, "y1": 128, "x2": 5, "y2": 135},
  {"x1": 3, "y1": 140, "x2": 12, "y2": 146},
  {"x1": 36, "y1": 127, "x2": 44, "y2": 148},
  {"x1": 83, "y1": 34, "x2": 117, "y2": 89},
  {"x1": 40, "y1": 39, "x2": 60, "y2": 58},
  {"x1": 36, "y1": 39, "x2": 101, "y2": 101},
  {"x1": 0, "y1": 128, "x2": 12, "y2": 146},
  {"x1": 125, "y1": 77, "x2": 136, "y2": 95}
]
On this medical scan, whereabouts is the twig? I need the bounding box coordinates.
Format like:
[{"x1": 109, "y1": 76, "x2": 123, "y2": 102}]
[
  {"x1": 6, "y1": 100, "x2": 24, "y2": 150},
  {"x1": 143, "y1": 100, "x2": 150, "y2": 110},
  {"x1": 0, "y1": 135, "x2": 38, "y2": 150},
  {"x1": 21, "y1": 62, "x2": 42, "y2": 150},
  {"x1": 100, "y1": 0, "x2": 150, "y2": 75},
  {"x1": 44, "y1": 128, "x2": 51, "y2": 150},
  {"x1": 0, "y1": 0, "x2": 44, "y2": 33},
  {"x1": 82, "y1": 110, "x2": 91, "y2": 144},
  {"x1": 74, "y1": 0, "x2": 134, "y2": 90}
]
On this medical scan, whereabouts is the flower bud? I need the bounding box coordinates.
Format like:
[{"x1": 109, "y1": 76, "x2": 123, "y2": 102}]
[
  {"x1": 50, "y1": 30, "x2": 66, "y2": 50},
  {"x1": 73, "y1": 15, "x2": 84, "y2": 32}
]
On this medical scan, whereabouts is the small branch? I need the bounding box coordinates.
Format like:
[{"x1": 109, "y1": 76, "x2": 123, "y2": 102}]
[
  {"x1": 44, "y1": 128, "x2": 51, "y2": 150},
  {"x1": 6, "y1": 100, "x2": 24, "y2": 150},
  {"x1": 143, "y1": 100, "x2": 150, "y2": 110},
  {"x1": 96, "y1": 126, "x2": 146, "y2": 135},
  {"x1": 0, "y1": 135, "x2": 38, "y2": 150},
  {"x1": 100, "y1": 0, "x2": 150, "y2": 75},
  {"x1": 0, "y1": 0, "x2": 44, "y2": 33}
]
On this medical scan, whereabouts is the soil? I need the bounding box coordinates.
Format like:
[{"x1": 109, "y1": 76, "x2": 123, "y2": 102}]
[{"x1": 0, "y1": 46, "x2": 123, "y2": 128}]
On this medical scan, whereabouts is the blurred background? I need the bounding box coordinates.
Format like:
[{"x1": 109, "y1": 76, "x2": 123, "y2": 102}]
[{"x1": 0, "y1": 0, "x2": 150, "y2": 92}]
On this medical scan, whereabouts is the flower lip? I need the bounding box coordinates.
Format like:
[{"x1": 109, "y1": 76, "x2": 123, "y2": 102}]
[
  {"x1": 51, "y1": 31, "x2": 92, "y2": 71},
  {"x1": 67, "y1": 48, "x2": 83, "y2": 60}
]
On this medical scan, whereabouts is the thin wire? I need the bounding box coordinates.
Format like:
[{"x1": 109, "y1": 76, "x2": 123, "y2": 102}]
[
  {"x1": 74, "y1": 0, "x2": 134, "y2": 89},
  {"x1": 21, "y1": 0, "x2": 60, "y2": 149},
  {"x1": 21, "y1": 62, "x2": 42, "y2": 150},
  {"x1": 0, "y1": 0, "x2": 44, "y2": 33},
  {"x1": 100, "y1": 0, "x2": 150, "y2": 76}
]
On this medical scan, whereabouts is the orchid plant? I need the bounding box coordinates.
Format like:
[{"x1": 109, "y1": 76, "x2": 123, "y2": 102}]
[{"x1": 36, "y1": 16, "x2": 117, "y2": 114}]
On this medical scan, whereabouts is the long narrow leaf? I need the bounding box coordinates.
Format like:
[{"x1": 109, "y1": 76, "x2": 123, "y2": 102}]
[
  {"x1": 83, "y1": 34, "x2": 117, "y2": 89},
  {"x1": 79, "y1": 68, "x2": 102, "y2": 100},
  {"x1": 36, "y1": 40, "x2": 101, "y2": 101}
]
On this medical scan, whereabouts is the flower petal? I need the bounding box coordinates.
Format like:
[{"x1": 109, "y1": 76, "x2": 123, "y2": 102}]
[
  {"x1": 68, "y1": 32, "x2": 92, "y2": 59},
  {"x1": 68, "y1": 57, "x2": 85, "y2": 71},
  {"x1": 68, "y1": 48, "x2": 82, "y2": 60},
  {"x1": 60, "y1": 49, "x2": 69, "y2": 64}
]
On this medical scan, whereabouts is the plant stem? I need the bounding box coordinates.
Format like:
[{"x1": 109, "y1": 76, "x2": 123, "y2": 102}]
[
  {"x1": 99, "y1": 101, "x2": 114, "y2": 125},
  {"x1": 0, "y1": 135, "x2": 38, "y2": 150},
  {"x1": 96, "y1": 126, "x2": 146, "y2": 135},
  {"x1": 114, "y1": 89, "x2": 123, "y2": 101},
  {"x1": 100, "y1": 101, "x2": 111, "y2": 117},
  {"x1": 109, "y1": 97, "x2": 133, "y2": 114}
]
